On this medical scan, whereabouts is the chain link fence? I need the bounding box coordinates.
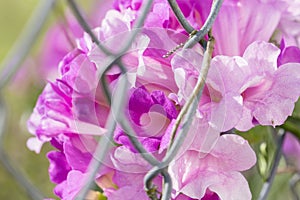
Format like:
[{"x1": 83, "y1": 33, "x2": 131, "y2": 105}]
[{"x1": 0, "y1": 0, "x2": 300, "y2": 200}]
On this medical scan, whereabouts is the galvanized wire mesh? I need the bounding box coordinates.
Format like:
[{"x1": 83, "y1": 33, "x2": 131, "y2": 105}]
[{"x1": 0, "y1": 0, "x2": 300, "y2": 200}]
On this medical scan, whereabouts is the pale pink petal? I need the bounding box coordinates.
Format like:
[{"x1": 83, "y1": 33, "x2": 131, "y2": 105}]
[
  {"x1": 171, "y1": 49, "x2": 203, "y2": 102},
  {"x1": 207, "y1": 56, "x2": 249, "y2": 93},
  {"x1": 210, "y1": 134, "x2": 257, "y2": 171},
  {"x1": 243, "y1": 41, "x2": 280, "y2": 75},
  {"x1": 169, "y1": 134, "x2": 255, "y2": 199},
  {"x1": 110, "y1": 146, "x2": 151, "y2": 173},
  {"x1": 26, "y1": 137, "x2": 46, "y2": 154},
  {"x1": 107, "y1": 186, "x2": 148, "y2": 200},
  {"x1": 189, "y1": 121, "x2": 220, "y2": 154},
  {"x1": 252, "y1": 63, "x2": 300, "y2": 126},
  {"x1": 253, "y1": 94, "x2": 295, "y2": 126},
  {"x1": 206, "y1": 92, "x2": 243, "y2": 132},
  {"x1": 205, "y1": 56, "x2": 247, "y2": 131},
  {"x1": 196, "y1": 0, "x2": 284, "y2": 56},
  {"x1": 168, "y1": 150, "x2": 207, "y2": 198},
  {"x1": 235, "y1": 107, "x2": 254, "y2": 131},
  {"x1": 272, "y1": 63, "x2": 300, "y2": 101},
  {"x1": 209, "y1": 171, "x2": 252, "y2": 200}
]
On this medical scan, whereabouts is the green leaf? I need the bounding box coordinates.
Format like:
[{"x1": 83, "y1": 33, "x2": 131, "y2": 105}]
[{"x1": 98, "y1": 192, "x2": 107, "y2": 200}]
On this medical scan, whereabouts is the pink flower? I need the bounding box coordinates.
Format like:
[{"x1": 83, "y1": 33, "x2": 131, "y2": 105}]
[
  {"x1": 169, "y1": 134, "x2": 256, "y2": 200},
  {"x1": 204, "y1": 0, "x2": 287, "y2": 56},
  {"x1": 172, "y1": 41, "x2": 300, "y2": 132},
  {"x1": 172, "y1": 48, "x2": 244, "y2": 132},
  {"x1": 28, "y1": 6, "x2": 186, "y2": 199},
  {"x1": 114, "y1": 86, "x2": 178, "y2": 153},
  {"x1": 27, "y1": 48, "x2": 109, "y2": 152},
  {"x1": 38, "y1": 1, "x2": 114, "y2": 81},
  {"x1": 114, "y1": 0, "x2": 288, "y2": 56},
  {"x1": 54, "y1": 170, "x2": 88, "y2": 200},
  {"x1": 105, "y1": 146, "x2": 162, "y2": 200},
  {"x1": 27, "y1": 1, "x2": 300, "y2": 199},
  {"x1": 236, "y1": 41, "x2": 300, "y2": 130},
  {"x1": 193, "y1": 0, "x2": 288, "y2": 55},
  {"x1": 277, "y1": 0, "x2": 300, "y2": 46},
  {"x1": 47, "y1": 135, "x2": 113, "y2": 199},
  {"x1": 283, "y1": 133, "x2": 300, "y2": 171},
  {"x1": 277, "y1": 40, "x2": 300, "y2": 66}
]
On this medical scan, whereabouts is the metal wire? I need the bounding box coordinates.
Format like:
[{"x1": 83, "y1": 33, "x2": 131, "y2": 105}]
[
  {"x1": 167, "y1": 0, "x2": 195, "y2": 33},
  {"x1": 290, "y1": 173, "x2": 300, "y2": 200},
  {"x1": 0, "y1": 0, "x2": 56, "y2": 90},
  {"x1": 184, "y1": 0, "x2": 223, "y2": 49},
  {"x1": 258, "y1": 129, "x2": 286, "y2": 200}
]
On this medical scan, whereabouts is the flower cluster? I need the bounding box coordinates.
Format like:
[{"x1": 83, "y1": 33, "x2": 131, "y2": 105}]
[{"x1": 27, "y1": 0, "x2": 300, "y2": 199}]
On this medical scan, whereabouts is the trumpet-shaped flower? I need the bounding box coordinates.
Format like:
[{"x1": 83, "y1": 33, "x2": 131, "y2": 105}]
[
  {"x1": 236, "y1": 41, "x2": 300, "y2": 130},
  {"x1": 172, "y1": 41, "x2": 300, "y2": 132},
  {"x1": 169, "y1": 134, "x2": 256, "y2": 200}
]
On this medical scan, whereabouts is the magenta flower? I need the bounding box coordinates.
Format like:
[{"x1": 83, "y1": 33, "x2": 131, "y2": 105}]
[
  {"x1": 278, "y1": 40, "x2": 300, "y2": 66},
  {"x1": 48, "y1": 135, "x2": 113, "y2": 199},
  {"x1": 27, "y1": 49, "x2": 109, "y2": 152},
  {"x1": 54, "y1": 170, "x2": 88, "y2": 200},
  {"x1": 114, "y1": 86, "x2": 178, "y2": 152},
  {"x1": 47, "y1": 150, "x2": 71, "y2": 184},
  {"x1": 283, "y1": 133, "x2": 300, "y2": 170},
  {"x1": 105, "y1": 146, "x2": 162, "y2": 200}
]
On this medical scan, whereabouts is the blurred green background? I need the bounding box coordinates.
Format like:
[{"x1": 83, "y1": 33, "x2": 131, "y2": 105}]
[
  {"x1": 0, "y1": 1, "x2": 57, "y2": 199},
  {"x1": 0, "y1": 1, "x2": 299, "y2": 200}
]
